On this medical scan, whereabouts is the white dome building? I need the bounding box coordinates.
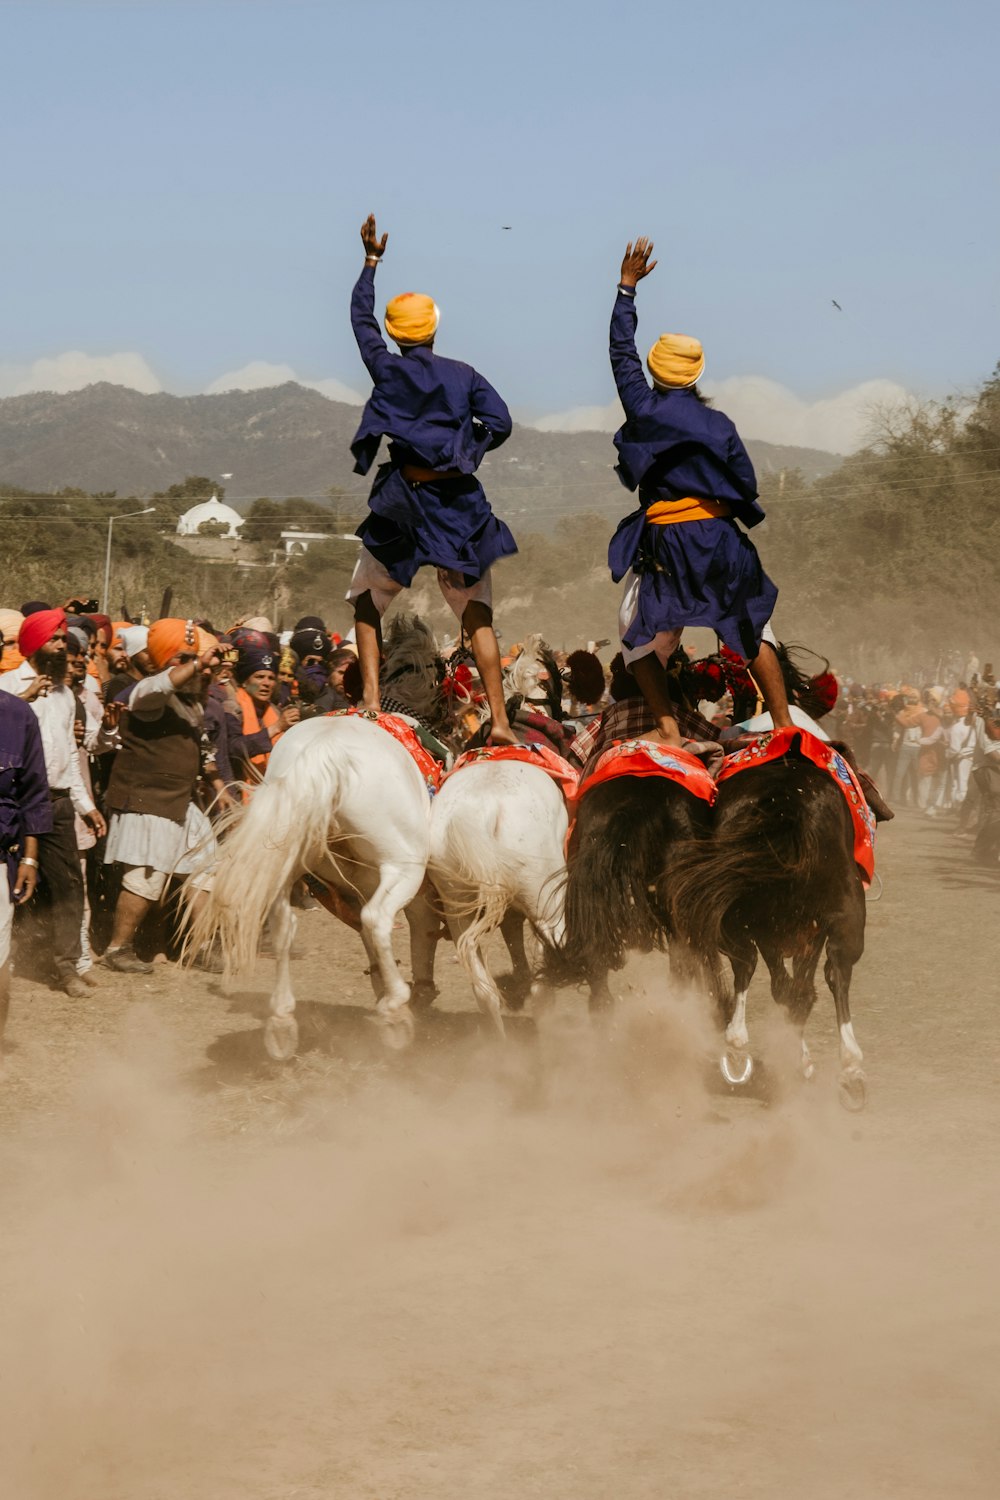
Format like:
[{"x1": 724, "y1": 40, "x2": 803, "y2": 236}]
[{"x1": 175, "y1": 495, "x2": 245, "y2": 539}]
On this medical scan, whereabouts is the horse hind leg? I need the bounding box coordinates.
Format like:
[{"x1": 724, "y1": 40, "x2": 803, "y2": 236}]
[
  {"x1": 263, "y1": 890, "x2": 300, "y2": 1061},
  {"x1": 720, "y1": 938, "x2": 757, "y2": 1086},
  {"x1": 497, "y1": 908, "x2": 532, "y2": 1012},
  {"x1": 360, "y1": 862, "x2": 426, "y2": 1046},
  {"x1": 789, "y1": 937, "x2": 825, "y2": 1080},
  {"x1": 405, "y1": 880, "x2": 443, "y2": 1012},
  {"x1": 824, "y1": 901, "x2": 867, "y2": 1110},
  {"x1": 451, "y1": 910, "x2": 506, "y2": 1039}
]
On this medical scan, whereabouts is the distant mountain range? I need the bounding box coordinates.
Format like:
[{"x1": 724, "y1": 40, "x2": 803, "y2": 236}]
[{"x1": 0, "y1": 381, "x2": 843, "y2": 531}]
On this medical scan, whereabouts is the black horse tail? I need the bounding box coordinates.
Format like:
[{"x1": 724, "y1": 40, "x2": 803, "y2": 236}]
[
  {"x1": 545, "y1": 783, "x2": 668, "y2": 986},
  {"x1": 668, "y1": 763, "x2": 823, "y2": 961}
]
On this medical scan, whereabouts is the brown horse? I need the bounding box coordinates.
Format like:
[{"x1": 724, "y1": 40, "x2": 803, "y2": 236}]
[{"x1": 668, "y1": 733, "x2": 869, "y2": 1109}]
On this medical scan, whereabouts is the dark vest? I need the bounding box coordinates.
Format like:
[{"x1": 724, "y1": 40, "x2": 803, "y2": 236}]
[{"x1": 106, "y1": 702, "x2": 202, "y2": 825}]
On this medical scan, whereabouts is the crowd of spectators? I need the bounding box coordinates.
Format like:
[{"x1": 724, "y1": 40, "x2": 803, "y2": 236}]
[
  {"x1": 0, "y1": 600, "x2": 361, "y2": 1025},
  {"x1": 2, "y1": 594, "x2": 998, "y2": 1046}
]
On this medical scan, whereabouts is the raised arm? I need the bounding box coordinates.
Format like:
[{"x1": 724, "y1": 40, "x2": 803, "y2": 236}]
[
  {"x1": 470, "y1": 370, "x2": 513, "y2": 451},
  {"x1": 351, "y1": 213, "x2": 391, "y2": 381},
  {"x1": 610, "y1": 235, "x2": 658, "y2": 418}
]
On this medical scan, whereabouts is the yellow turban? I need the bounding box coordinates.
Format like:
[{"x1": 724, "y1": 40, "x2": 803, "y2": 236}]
[
  {"x1": 385, "y1": 292, "x2": 440, "y2": 347},
  {"x1": 647, "y1": 333, "x2": 705, "y2": 390}
]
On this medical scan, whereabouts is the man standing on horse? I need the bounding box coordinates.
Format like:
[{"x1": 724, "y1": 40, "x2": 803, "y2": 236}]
[
  {"x1": 347, "y1": 214, "x2": 518, "y2": 745},
  {"x1": 608, "y1": 236, "x2": 793, "y2": 747}
]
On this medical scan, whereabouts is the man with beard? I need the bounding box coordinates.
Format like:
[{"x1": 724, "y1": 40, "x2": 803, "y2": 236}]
[
  {"x1": 102, "y1": 618, "x2": 223, "y2": 974},
  {"x1": 0, "y1": 608, "x2": 107, "y2": 995}
]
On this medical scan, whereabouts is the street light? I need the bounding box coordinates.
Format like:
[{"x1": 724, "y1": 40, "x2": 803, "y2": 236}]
[{"x1": 102, "y1": 507, "x2": 155, "y2": 616}]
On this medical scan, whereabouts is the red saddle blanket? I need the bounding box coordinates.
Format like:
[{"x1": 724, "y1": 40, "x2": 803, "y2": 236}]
[
  {"x1": 444, "y1": 742, "x2": 579, "y2": 800},
  {"x1": 575, "y1": 739, "x2": 718, "y2": 805},
  {"x1": 325, "y1": 708, "x2": 443, "y2": 795},
  {"x1": 718, "y1": 727, "x2": 876, "y2": 885}
]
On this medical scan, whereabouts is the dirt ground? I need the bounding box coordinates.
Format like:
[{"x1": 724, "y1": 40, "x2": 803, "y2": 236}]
[{"x1": 0, "y1": 809, "x2": 997, "y2": 1500}]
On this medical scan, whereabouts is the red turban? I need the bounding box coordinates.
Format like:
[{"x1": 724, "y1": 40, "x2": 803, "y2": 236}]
[
  {"x1": 808, "y1": 672, "x2": 839, "y2": 714},
  {"x1": 88, "y1": 613, "x2": 113, "y2": 639},
  {"x1": 18, "y1": 608, "x2": 66, "y2": 659},
  {"x1": 147, "y1": 618, "x2": 219, "y2": 670}
]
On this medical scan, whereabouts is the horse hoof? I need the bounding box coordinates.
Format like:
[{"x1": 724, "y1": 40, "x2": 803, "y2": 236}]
[
  {"x1": 720, "y1": 1049, "x2": 754, "y2": 1087},
  {"x1": 838, "y1": 1071, "x2": 867, "y2": 1112},
  {"x1": 409, "y1": 980, "x2": 439, "y2": 1012},
  {"x1": 497, "y1": 973, "x2": 531, "y2": 1012},
  {"x1": 377, "y1": 1007, "x2": 415, "y2": 1051},
  {"x1": 264, "y1": 1015, "x2": 299, "y2": 1062}
]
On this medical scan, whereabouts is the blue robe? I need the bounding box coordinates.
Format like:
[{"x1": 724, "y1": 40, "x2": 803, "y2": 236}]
[
  {"x1": 608, "y1": 287, "x2": 777, "y2": 660},
  {"x1": 350, "y1": 266, "x2": 517, "y2": 586},
  {"x1": 0, "y1": 692, "x2": 52, "y2": 892}
]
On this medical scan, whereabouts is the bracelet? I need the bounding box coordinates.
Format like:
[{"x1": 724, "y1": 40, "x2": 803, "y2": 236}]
[
  {"x1": 20, "y1": 856, "x2": 39, "y2": 869},
  {"x1": 365, "y1": 256, "x2": 381, "y2": 266},
  {"x1": 617, "y1": 283, "x2": 636, "y2": 296}
]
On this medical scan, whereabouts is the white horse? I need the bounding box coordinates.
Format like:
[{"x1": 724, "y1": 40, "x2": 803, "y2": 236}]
[
  {"x1": 183, "y1": 714, "x2": 431, "y2": 1059},
  {"x1": 407, "y1": 758, "x2": 569, "y2": 1036}
]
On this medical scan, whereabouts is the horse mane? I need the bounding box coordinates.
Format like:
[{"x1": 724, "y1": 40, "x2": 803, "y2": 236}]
[{"x1": 382, "y1": 612, "x2": 444, "y2": 727}]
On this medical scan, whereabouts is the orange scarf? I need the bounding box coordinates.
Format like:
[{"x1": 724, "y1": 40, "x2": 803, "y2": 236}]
[{"x1": 236, "y1": 686, "x2": 280, "y2": 783}]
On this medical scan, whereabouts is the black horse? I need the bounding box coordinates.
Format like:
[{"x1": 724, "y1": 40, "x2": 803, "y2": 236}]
[
  {"x1": 668, "y1": 733, "x2": 868, "y2": 1108},
  {"x1": 548, "y1": 772, "x2": 716, "y2": 1010}
]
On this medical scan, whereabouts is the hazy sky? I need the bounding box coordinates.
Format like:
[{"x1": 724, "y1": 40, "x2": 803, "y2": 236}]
[{"x1": 2, "y1": 0, "x2": 997, "y2": 449}]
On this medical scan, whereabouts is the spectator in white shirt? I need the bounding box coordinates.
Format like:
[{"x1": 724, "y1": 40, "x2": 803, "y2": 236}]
[{"x1": 0, "y1": 609, "x2": 106, "y2": 996}]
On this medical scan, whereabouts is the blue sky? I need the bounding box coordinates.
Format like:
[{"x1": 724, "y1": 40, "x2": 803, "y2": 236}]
[{"x1": 2, "y1": 0, "x2": 997, "y2": 448}]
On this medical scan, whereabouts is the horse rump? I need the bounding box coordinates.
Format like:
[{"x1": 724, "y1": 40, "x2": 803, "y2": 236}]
[
  {"x1": 546, "y1": 777, "x2": 703, "y2": 986},
  {"x1": 667, "y1": 750, "x2": 849, "y2": 964}
]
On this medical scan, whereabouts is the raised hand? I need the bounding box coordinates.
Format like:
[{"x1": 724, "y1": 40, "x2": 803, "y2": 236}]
[
  {"x1": 620, "y1": 236, "x2": 657, "y2": 288},
  {"x1": 361, "y1": 213, "x2": 388, "y2": 261}
]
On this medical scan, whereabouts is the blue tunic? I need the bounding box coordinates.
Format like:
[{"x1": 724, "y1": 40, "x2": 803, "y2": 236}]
[
  {"x1": 0, "y1": 692, "x2": 52, "y2": 892},
  {"x1": 608, "y1": 287, "x2": 777, "y2": 660},
  {"x1": 350, "y1": 266, "x2": 517, "y2": 586}
]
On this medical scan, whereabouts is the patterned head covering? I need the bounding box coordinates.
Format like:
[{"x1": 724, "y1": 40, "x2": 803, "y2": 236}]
[{"x1": 235, "y1": 648, "x2": 278, "y2": 683}]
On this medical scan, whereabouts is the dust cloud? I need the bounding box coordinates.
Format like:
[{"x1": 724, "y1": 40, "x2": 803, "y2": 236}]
[{"x1": 1, "y1": 959, "x2": 995, "y2": 1500}]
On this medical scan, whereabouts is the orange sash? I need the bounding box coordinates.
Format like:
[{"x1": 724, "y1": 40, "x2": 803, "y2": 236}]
[
  {"x1": 646, "y1": 496, "x2": 732, "y2": 524},
  {"x1": 236, "y1": 686, "x2": 280, "y2": 784}
]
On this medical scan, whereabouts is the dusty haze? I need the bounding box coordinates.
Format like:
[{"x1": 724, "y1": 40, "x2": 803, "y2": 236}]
[{"x1": 0, "y1": 815, "x2": 996, "y2": 1499}]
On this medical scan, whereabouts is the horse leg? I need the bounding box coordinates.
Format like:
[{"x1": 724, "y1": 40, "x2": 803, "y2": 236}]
[
  {"x1": 449, "y1": 910, "x2": 506, "y2": 1038},
  {"x1": 360, "y1": 862, "x2": 425, "y2": 1045},
  {"x1": 498, "y1": 909, "x2": 533, "y2": 1011},
  {"x1": 789, "y1": 936, "x2": 825, "y2": 1080},
  {"x1": 824, "y1": 891, "x2": 867, "y2": 1110},
  {"x1": 263, "y1": 890, "x2": 300, "y2": 1061},
  {"x1": 586, "y1": 969, "x2": 615, "y2": 1015},
  {"x1": 720, "y1": 936, "x2": 757, "y2": 1086},
  {"x1": 405, "y1": 880, "x2": 443, "y2": 1012}
]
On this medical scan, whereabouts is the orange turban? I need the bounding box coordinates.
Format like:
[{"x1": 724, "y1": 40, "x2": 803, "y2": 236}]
[
  {"x1": 647, "y1": 333, "x2": 705, "y2": 390},
  {"x1": 385, "y1": 292, "x2": 439, "y2": 346},
  {"x1": 147, "y1": 618, "x2": 219, "y2": 670}
]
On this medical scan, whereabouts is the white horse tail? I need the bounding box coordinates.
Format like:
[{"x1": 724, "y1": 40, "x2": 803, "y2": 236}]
[
  {"x1": 433, "y1": 800, "x2": 524, "y2": 958},
  {"x1": 182, "y1": 721, "x2": 350, "y2": 977}
]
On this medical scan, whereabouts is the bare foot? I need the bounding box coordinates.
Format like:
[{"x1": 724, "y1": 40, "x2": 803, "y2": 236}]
[
  {"x1": 638, "y1": 727, "x2": 683, "y2": 749},
  {"x1": 487, "y1": 723, "x2": 519, "y2": 747}
]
